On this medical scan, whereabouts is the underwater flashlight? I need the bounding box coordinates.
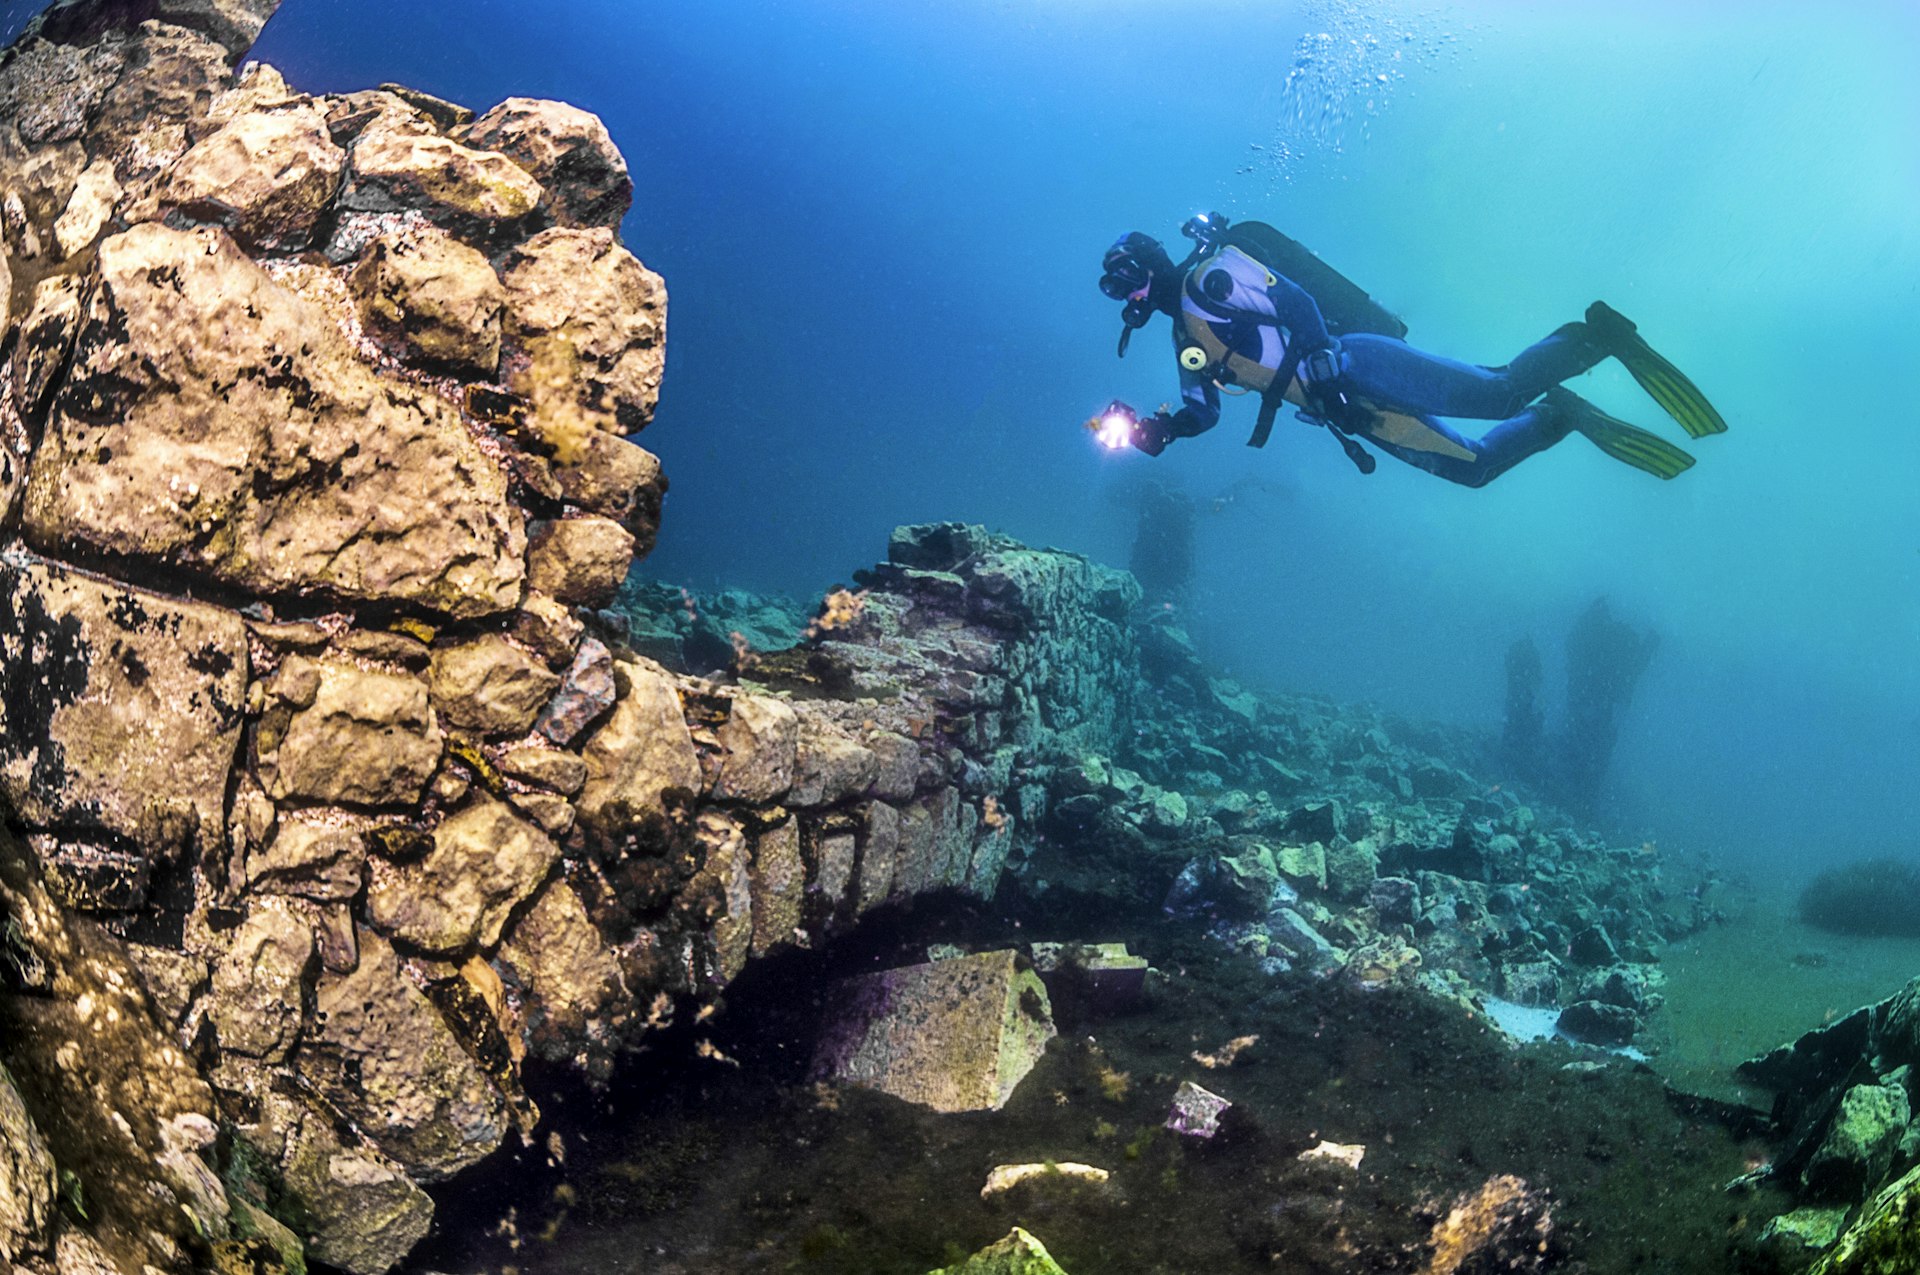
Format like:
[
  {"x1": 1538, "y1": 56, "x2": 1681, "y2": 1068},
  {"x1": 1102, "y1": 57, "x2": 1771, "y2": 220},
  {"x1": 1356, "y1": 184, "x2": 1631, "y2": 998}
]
[
  {"x1": 1180, "y1": 210, "x2": 1230, "y2": 248},
  {"x1": 1087, "y1": 399, "x2": 1140, "y2": 451}
]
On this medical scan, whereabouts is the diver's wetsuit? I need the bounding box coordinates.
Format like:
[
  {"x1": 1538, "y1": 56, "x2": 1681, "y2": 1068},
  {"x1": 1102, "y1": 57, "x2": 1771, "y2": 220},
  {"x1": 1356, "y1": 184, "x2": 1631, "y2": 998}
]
[{"x1": 1167, "y1": 245, "x2": 1612, "y2": 486}]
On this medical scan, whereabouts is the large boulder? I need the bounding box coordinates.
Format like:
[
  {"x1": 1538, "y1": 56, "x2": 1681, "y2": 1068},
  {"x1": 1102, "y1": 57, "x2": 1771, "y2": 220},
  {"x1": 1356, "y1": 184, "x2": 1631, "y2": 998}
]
[
  {"x1": 502, "y1": 225, "x2": 665, "y2": 436},
  {"x1": 575, "y1": 658, "x2": 700, "y2": 839},
  {"x1": 366, "y1": 795, "x2": 559, "y2": 955},
  {"x1": 527, "y1": 515, "x2": 635, "y2": 606},
  {"x1": 346, "y1": 224, "x2": 505, "y2": 374},
  {"x1": 0, "y1": 555, "x2": 247, "y2": 863},
  {"x1": 206, "y1": 900, "x2": 315, "y2": 1061},
  {"x1": 813, "y1": 949, "x2": 1057, "y2": 1113},
  {"x1": 428, "y1": 633, "x2": 561, "y2": 738},
  {"x1": 299, "y1": 928, "x2": 509, "y2": 1182},
  {"x1": 24, "y1": 223, "x2": 527, "y2": 618},
  {"x1": 160, "y1": 99, "x2": 344, "y2": 248},
  {"x1": 712, "y1": 693, "x2": 798, "y2": 804},
  {"x1": 22, "y1": 0, "x2": 281, "y2": 60},
  {"x1": 1803, "y1": 1081, "x2": 1910, "y2": 1200},
  {"x1": 340, "y1": 108, "x2": 543, "y2": 234},
  {"x1": 494, "y1": 879, "x2": 628, "y2": 1076},
  {"x1": 228, "y1": 1087, "x2": 433, "y2": 1275},
  {"x1": 51, "y1": 153, "x2": 120, "y2": 258},
  {"x1": 256, "y1": 655, "x2": 444, "y2": 808},
  {"x1": 457, "y1": 96, "x2": 632, "y2": 229}
]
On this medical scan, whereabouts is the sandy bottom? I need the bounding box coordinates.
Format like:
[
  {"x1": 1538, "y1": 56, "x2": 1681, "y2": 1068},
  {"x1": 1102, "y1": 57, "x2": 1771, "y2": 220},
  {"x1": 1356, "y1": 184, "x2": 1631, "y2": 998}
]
[{"x1": 1647, "y1": 886, "x2": 1920, "y2": 1105}]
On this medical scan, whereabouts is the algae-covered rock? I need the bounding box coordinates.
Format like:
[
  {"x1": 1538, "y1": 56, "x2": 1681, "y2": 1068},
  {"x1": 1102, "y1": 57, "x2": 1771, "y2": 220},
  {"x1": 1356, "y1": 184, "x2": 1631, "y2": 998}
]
[
  {"x1": 1324, "y1": 836, "x2": 1379, "y2": 900},
  {"x1": 502, "y1": 225, "x2": 665, "y2": 436},
  {"x1": 0, "y1": 1062, "x2": 56, "y2": 1265},
  {"x1": 748, "y1": 816, "x2": 805, "y2": 956},
  {"x1": 0, "y1": 830, "x2": 229, "y2": 1269},
  {"x1": 458, "y1": 96, "x2": 632, "y2": 229},
  {"x1": 11, "y1": 274, "x2": 85, "y2": 417},
  {"x1": 208, "y1": 900, "x2": 315, "y2": 1061},
  {"x1": 25, "y1": 223, "x2": 527, "y2": 618},
  {"x1": 0, "y1": 554, "x2": 247, "y2": 861},
  {"x1": 230, "y1": 1087, "x2": 431, "y2": 1275},
  {"x1": 713, "y1": 693, "x2": 798, "y2": 804},
  {"x1": 1815, "y1": 1161, "x2": 1920, "y2": 1274},
  {"x1": 162, "y1": 100, "x2": 344, "y2": 248},
  {"x1": 300, "y1": 928, "x2": 508, "y2": 1182},
  {"x1": 366, "y1": 794, "x2": 558, "y2": 955},
  {"x1": 688, "y1": 810, "x2": 755, "y2": 986},
  {"x1": 342, "y1": 109, "x2": 543, "y2": 230},
  {"x1": 576, "y1": 657, "x2": 700, "y2": 838},
  {"x1": 1759, "y1": 1205, "x2": 1848, "y2": 1254},
  {"x1": 497, "y1": 743, "x2": 588, "y2": 795},
  {"x1": 790, "y1": 718, "x2": 880, "y2": 807},
  {"x1": 1556, "y1": 999, "x2": 1637, "y2": 1047},
  {"x1": 1273, "y1": 840, "x2": 1328, "y2": 892},
  {"x1": 429, "y1": 633, "x2": 561, "y2": 737},
  {"x1": 1804, "y1": 1080, "x2": 1910, "y2": 1200},
  {"x1": 494, "y1": 879, "x2": 628, "y2": 1076},
  {"x1": 928, "y1": 1227, "x2": 1072, "y2": 1275},
  {"x1": 247, "y1": 815, "x2": 367, "y2": 902},
  {"x1": 347, "y1": 224, "x2": 505, "y2": 373},
  {"x1": 815, "y1": 949, "x2": 1056, "y2": 1113},
  {"x1": 257, "y1": 656, "x2": 444, "y2": 807},
  {"x1": 527, "y1": 515, "x2": 636, "y2": 606},
  {"x1": 1214, "y1": 844, "x2": 1279, "y2": 918},
  {"x1": 51, "y1": 152, "x2": 119, "y2": 258}
]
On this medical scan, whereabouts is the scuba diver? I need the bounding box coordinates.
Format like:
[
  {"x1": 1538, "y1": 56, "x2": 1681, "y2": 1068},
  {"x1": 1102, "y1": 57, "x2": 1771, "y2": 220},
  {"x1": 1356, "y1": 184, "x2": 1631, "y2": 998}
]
[{"x1": 1091, "y1": 213, "x2": 1727, "y2": 483}]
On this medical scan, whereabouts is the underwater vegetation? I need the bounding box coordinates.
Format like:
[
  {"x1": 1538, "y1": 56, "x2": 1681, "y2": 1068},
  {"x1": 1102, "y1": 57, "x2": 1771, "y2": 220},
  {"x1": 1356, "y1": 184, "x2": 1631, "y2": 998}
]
[{"x1": 1797, "y1": 858, "x2": 1920, "y2": 938}]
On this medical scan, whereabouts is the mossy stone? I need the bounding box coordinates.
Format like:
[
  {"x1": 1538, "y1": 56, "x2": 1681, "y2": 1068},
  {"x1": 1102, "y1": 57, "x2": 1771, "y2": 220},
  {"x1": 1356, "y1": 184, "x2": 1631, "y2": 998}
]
[{"x1": 927, "y1": 1226, "x2": 1072, "y2": 1275}]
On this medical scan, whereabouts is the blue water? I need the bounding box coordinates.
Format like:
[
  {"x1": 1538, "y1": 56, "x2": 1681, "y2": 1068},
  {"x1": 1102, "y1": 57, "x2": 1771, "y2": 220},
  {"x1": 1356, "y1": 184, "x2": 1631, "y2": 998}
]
[{"x1": 241, "y1": 0, "x2": 1920, "y2": 877}]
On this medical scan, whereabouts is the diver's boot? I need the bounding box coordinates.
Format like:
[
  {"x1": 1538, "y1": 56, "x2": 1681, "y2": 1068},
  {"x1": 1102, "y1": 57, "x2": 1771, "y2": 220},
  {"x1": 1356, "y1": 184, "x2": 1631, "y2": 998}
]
[
  {"x1": 1585, "y1": 301, "x2": 1728, "y2": 439},
  {"x1": 1547, "y1": 387, "x2": 1696, "y2": 479}
]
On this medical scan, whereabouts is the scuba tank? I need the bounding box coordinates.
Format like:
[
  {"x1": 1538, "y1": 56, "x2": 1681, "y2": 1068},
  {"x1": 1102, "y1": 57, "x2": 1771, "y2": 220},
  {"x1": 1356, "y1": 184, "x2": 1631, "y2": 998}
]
[{"x1": 1198, "y1": 214, "x2": 1407, "y2": 340}]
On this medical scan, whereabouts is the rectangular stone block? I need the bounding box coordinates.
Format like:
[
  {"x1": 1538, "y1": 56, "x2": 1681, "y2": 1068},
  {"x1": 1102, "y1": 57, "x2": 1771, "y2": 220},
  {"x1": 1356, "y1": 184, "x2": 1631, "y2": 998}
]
[
  {"x1": 813, "y1": 949, "x2": 1056, "y2": 1113},
  {"x1": 855, "y1": 802, "x2": 899, "y2": 915},
  {"x1": 749, "y1": 817, "x2": 803, "y2": 955}
]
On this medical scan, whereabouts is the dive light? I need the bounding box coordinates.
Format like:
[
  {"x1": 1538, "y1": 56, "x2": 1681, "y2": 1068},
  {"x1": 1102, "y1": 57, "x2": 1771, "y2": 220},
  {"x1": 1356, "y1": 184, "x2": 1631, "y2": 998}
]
[
  {"x1": 1086, "y1": 399, "x2": 1140, "y2": 451},
  {"x1": 1180, "y1": 211, "x2": 1229, "y2": 249}
]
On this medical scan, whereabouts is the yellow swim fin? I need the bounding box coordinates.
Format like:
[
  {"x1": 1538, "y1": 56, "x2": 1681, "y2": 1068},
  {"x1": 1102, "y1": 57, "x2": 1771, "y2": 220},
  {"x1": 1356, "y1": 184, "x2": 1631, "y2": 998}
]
[
  {"x1": 1586, "y1": 301, "x2": 1728, "y2": 439},
  {"x1": 1549, "y1": 388, "x2": 1696, "y2": 480}
]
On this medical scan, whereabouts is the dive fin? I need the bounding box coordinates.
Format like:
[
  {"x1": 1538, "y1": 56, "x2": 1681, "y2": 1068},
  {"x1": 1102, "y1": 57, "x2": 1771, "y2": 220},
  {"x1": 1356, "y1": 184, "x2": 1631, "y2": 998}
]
[
  {"x1": 1549, "y1": 388, "x2": 1696, "y2": 479},
  {"x1": 1586, "y1": 301, "x2": 1728, "y2": 439}
]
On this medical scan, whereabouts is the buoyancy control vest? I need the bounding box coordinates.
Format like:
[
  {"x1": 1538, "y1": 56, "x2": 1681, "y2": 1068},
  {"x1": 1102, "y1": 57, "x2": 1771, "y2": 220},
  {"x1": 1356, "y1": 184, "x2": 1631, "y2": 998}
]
[{"x1": 1177, "y1": 223, "x2": 1407, "y2": 462}]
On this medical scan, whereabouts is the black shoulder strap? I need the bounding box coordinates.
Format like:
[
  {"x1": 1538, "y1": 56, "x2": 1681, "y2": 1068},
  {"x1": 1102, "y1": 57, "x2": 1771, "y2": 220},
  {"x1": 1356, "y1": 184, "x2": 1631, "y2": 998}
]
[{"x1": 1247, "y1": 343, "x2": 1305, "y2": 449}]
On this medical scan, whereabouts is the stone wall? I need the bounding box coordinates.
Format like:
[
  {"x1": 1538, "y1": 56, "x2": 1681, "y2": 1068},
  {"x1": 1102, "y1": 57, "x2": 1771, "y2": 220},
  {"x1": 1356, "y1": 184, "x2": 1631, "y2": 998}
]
[{"x1": 0, "y1": 13, "x2": 1147, "y2": 1271}]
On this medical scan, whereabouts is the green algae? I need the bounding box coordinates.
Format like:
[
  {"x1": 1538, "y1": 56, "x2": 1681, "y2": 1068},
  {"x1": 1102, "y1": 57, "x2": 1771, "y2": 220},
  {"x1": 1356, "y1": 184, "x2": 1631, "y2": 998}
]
[
  {"x1": 928, "y1": 1227, "x2": 1070, "y2": 1275},
  {"x1": 1815, "y1": 1162, "x2": 1920, "y2": 1274}
]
